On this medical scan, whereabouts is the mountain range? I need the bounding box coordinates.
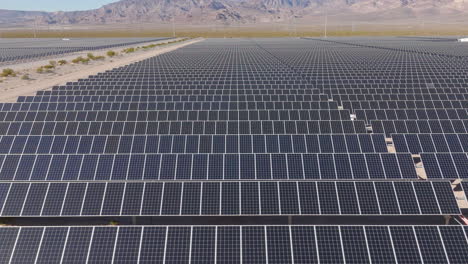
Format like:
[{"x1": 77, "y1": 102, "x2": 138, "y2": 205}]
[{"x1": 1, "y1": 0, "x2": 468, "y2": 26}]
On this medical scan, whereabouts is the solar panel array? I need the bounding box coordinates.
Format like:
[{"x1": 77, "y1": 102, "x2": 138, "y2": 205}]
[
  {"x1": 2, "y1": 225, "x2": 468, "y2": 263},
  {"x1": 0, "y1": 38, "x2": 170, "y2": 64},
  {"x1": 1, "y1": 37, "x2": 467, "y2": 262}
]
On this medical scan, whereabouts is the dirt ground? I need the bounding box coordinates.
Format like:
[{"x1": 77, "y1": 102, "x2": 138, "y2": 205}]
[{"x1": 0, "y1": 37, "x2": 203, "y2": 102}]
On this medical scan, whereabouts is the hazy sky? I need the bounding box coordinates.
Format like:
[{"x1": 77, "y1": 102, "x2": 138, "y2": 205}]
[{"x1": 2, "y1": 0, "x2": 118, "y2": 11}]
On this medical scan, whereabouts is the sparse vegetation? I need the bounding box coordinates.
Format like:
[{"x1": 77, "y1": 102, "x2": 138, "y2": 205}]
[
  {"x1": 107, "y1": 50, "x2": 117, "y2": 57},
  {"x1": 58, "y1": 60, "x2": 67, "y2": 65},
  {"x1": 1, "y1": 68, "x2": 16, "y2": 77},
  {"x1": 36, "y1": 67, "x2": 44, "y2": 73},
  {"x1": 72, "y1": 56, "x2": 90, "y2": 64},
  {"x1": 21, "y1": 74, "x2": 30, "y2": 80},
  {"x1": 49, "y1": 60, "x2": 57, "y2": 66},
  {"x1": 122, "y1": 47, "x2": 135, "y2": 53},
  {"x1": 87, "y1": 53, "x2": 105, "y2": 61},
  {"x1": 43, "y1": 64, "x2": 55, "y2": 70}
]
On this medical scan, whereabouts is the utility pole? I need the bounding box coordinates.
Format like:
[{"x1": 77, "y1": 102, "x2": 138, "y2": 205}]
[
  {"x1": 33, "y1": 17, "x2": 38, "y2": 38},
  {"x1": 172, "y1": 16, "x2": 176, "y2": 38},
  {"x1": 293, "y1": 12, "x2": 297, "y2": 37},
  {"x1": 324, "y1": 8, "x2": 328, "y2": 38}
]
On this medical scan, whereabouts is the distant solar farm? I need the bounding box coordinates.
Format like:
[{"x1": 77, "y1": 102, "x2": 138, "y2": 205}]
[
  {"x1": 0, "y1": 37, "x2": 468, "y2": 263},
  {"x1": 0, "y1": 37, "x2": 170, "y2": 64}
]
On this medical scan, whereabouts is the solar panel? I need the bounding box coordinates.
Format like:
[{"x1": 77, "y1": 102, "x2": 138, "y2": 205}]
[
  {"x1": 0, "y1": 134, "x2": 388, "y2": 154},
  {"x1": 421, "y1": 153, "x2": 468, "y2": 179},
  {"x1": 1, "y1": 225, "x2": 467, "y2": 263},
  {"x1": 0, "y1": 153, "x2": 418, "y2": 181},
  {"x1": 0, "y1": 120, "x2": 368, "y2": 135},
  {"x1": 393, "y1": 134, "x2": 468, "y2": 154},
  {"x1": 1, "y1": 37, "x2": 467, "y2": 262},
  {"x1": 0, "y1": 181, "x2": 458, "y2": 216}
]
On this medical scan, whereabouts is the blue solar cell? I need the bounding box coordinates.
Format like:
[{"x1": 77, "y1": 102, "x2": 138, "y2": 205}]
[
  {"x1": 393, "y1": 182, "x2": 421, "y2": 214},
  {"x1": 81, "y1": 182, "x2": 106, "y2": 216},
  {"x1": 414, "y1": 226, "x2": 448, "y2": 264},
  {"x1": 241, "y1": 182, "x2": 259, "y2": 215},
  {"x1": 221, "y1": 182, "x2": 239, "y2": 215},
  {"x1": 101, "y1": 183, "x2": 124, "y2": 215},
  {"x1": 165, "y1": 227, "x2": 191, "y2": 263},
  {"x1": 267, "y1": 226, "x2": 293, "y2": 264},
  {"x1": 341, "y1": 226, "x2": 370, "y2": 263},
  {"x1": 217, "y1": 226, "x2": 241, "y2": 263},
  {"x1": 336, "y1": 182, "x2": 360, "y2": 215},
  {"x1": 21, "y1": 183, "x2": 48, "y2": 216},
  {"x1": 374, "y1": 182, "x2": 400, "y2": 214},
  {"x1": 88, "y1": 227, "x2": 117, "y2": 263},
  {"x1": 122, "y1": 182, "x2": 144, "y2": 215},
  {"x1": 2, "y1": 183, "x2": 28, "y2": 216},
  {"x1": 161, "y1": 182, "x2": 182, "y2": 215},
  {"x1": 36, "y1": 227, "x2": 68, "y2": 263},
  {"x1": 62, "y1": 183, "x2": 87, "y2": 216},
  {"x1": 141, "y1": 182, "x2": 162, "y2": 215},
  {"x1": 335, "y1": 154, "x2": 353, "y2": 179},
  {"x1": 208, "y1": 155, "x2": 223, "y2": 180},
  {"x1": 316, "y1": 226, "x2": 344, "y2": 263},
  {"x1": 365, "y1": 226, "x2": 396, "y2": 263},
  {"x1": 303, "y1": 154, "x2": 320, "y2": 179},
  {"x1": 318, "y1": 154, "x2": 336, "y2": 179},
  {"x1": 272, "y1": 154, "x2": 288, "y2": 179},
  {"x1": 15, "y1": 155, "x2": 35, "y2": 180},
  {"x1": 10, "y1": 228, "x2": 43, "y2": 264},
  {"x1": 242, "y1": 226, "x2": 267, "y2": 263},
  {"x1": 41, "y1": 183, "x2": 67, "y2": 216},
  {"x1": 191, "y1": 227, "x2": 216, "y2": 263},
  {"x1": 390, "y1": 226, "x2": 423, "y2": 263},
  {"x1": 436, "y1": 153, "x2": 459, "y2": 179},
  {"x1": 317, "y1": 182, "x2": 340, "y2": 214}
]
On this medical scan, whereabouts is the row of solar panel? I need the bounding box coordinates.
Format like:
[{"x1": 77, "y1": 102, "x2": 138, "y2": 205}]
[
  {"x1": 39, "y1": 89, "x2": 324, "y2": 96},
  {"x1": 356, "y1": 109, "x2": 468, "y2": 123},
  {"x1": 0, "y1": 120, "x2": 368, "y2": 136},
  {"x1": 343, "y1": 100, "x2": 468, "y2": 110},
  {"x1": 372, "y1": 120, "x2": 468, "y2": 136},
  {"x1": 74, "y1": 76, "x2": 307, "y2": 80},
  {"x1": 58, "y1": 80, "x2": 312, "y2": 85},
  {"x1": 18, "y1": 95, "x2": 331, "y2": 103},
  {"x1": 0, "y1": 37, "x2": 170, "y2": 63},
  {"x1": 2, "y1": 225, "x2": 467, "y2": 264},
  {"x1": 69, "y1": 79, "x2": 467, "y2": 84},
  {"x1": 53, "y1": 84, "x2": 318, "y2": 90},
  {"x1": 0, "y1": 180, "x2": 459, "y2": 217},
  {"x1": 0, "y1": 109, "x2": 352, "y2": 122},
  {"x1": 333, "y1": 93, "x2": 468, "y2": 102},
  {"x1": 324, "y1": 87, "x2": 468, "y2": 95},
  {"x1": 0, "y1": 101, "x2": 339, "y2": 111},
  {"x1": 82, "y1": 73, "x2": 468, "y2": 79},
  {"x1": 89, "y1": 75, "x2": 304, "y2": 80},
  {"x1": 0, "y1": 153, "x2": 417, "y2": 181},
  {"x1": 0, "y1": 134, "x2": 388, "y2": 155},
  {"x1": 77, "y1": 77, "x2": 306, "y2": 81},
  {"x1": 314, "y1": 82, "x2": 466, "y2": 88},
  {"x1": 311, "y1": 79, "x2": 467, "y2": 85},
  {"x1": 53, "y1": 83, "x2": 468, "y2": 91},
  {"x1": 421, "y1": 153, "x2": 468, "y2": 179},
  {"x1": 304, "y1": 36, "x2": 466, "y2": 56},
  {"x1": 392, "y1": 134, "x2": 468, "y2": 154}
]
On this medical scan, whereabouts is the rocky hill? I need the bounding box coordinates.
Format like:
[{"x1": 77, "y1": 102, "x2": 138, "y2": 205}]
[{"x1": 1, "y1": 0, "x2": 467, "y2": 26}]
